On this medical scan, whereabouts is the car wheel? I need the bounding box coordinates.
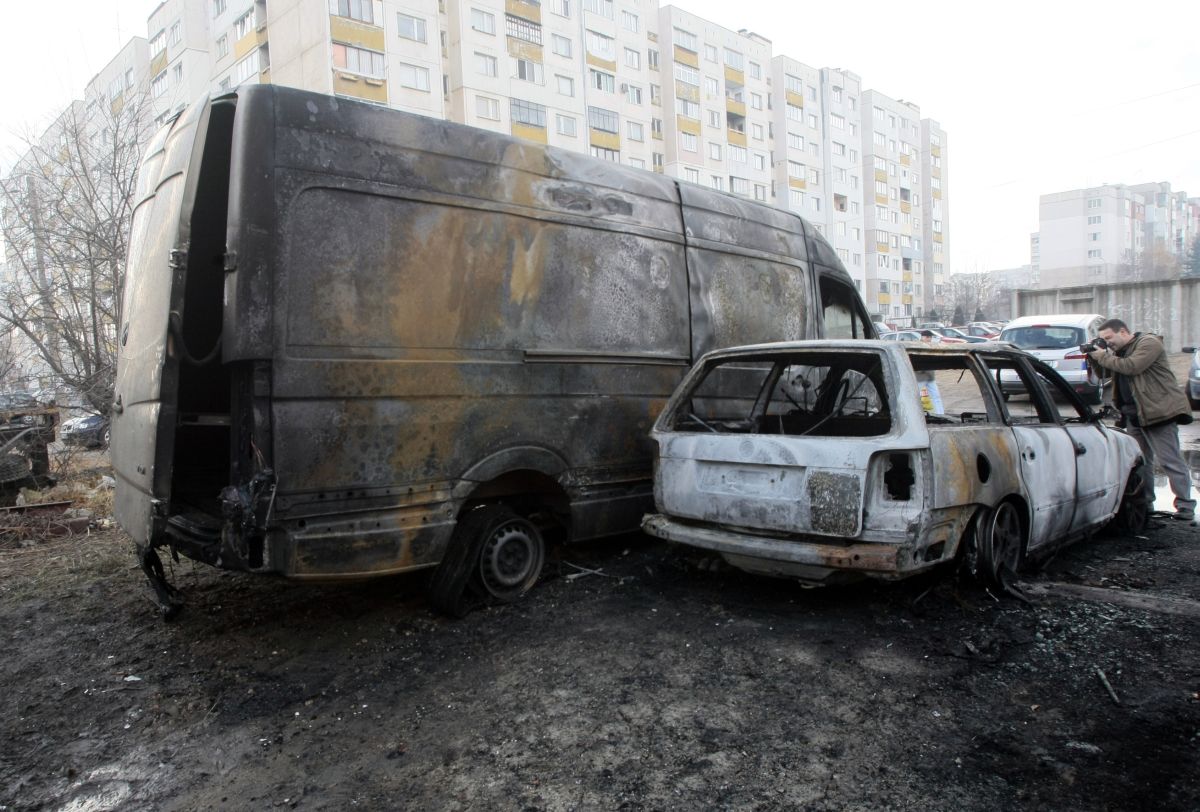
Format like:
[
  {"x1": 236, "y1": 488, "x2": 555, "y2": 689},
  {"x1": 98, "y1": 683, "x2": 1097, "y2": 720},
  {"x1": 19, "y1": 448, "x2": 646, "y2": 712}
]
[
  {"x1": 102, "y1": 427, "x2": 111, "y2": 448},
  {"x1": 977, "y1": 501, "x2": 1025, "y2": 591},
  {"x1": 428, "y1": 505, "x2": 545, "y2": 616},
  {"x1": 1112, "y1": 461, "x2": 1151, "y2": 535}
]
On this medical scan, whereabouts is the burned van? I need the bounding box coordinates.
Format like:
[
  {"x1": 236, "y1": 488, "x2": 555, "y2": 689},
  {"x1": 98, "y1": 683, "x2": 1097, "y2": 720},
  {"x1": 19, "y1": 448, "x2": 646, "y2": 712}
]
[{"x1": 112, "y1": 85, "x2": 872, "y2": 616}]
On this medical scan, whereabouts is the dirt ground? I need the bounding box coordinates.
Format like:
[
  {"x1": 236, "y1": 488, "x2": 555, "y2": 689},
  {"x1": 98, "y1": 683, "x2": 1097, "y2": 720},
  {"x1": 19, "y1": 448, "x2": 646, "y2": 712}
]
[{"x1": 1, "y1": 513, "x2": 1197, "y2": 810}]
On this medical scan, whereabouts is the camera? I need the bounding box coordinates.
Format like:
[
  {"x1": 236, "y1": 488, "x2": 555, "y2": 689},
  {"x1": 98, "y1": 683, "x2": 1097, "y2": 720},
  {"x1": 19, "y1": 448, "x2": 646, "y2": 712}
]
[{"x1": 1078, "y1": 336, "x2": 1108, "y2": 354}]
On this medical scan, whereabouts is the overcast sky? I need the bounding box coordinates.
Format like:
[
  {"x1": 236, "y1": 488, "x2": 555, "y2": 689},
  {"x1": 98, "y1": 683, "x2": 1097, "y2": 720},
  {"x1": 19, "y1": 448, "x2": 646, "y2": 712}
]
[{"x1": 2, "y1": 0, "x2": 1198, "y2": 272}]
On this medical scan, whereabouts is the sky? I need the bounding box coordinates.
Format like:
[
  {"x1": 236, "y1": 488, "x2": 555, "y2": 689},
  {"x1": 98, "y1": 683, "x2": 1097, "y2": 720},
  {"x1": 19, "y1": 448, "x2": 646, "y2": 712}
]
[{"x1": 2, "y1": 0, "x2": 1198, "y2": 273}]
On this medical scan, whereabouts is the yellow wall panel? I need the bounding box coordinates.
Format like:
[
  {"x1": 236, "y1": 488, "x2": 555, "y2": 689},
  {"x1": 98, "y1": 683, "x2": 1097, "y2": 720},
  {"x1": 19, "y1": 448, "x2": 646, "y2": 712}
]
[
  {"x1": 332, "y1": 71, "x2": 388, "y2": 102},
  {"x1": 673, "y1": 46, "x2": 698, "y2": 68},
  {"x1": 511, "y1": 122, "x2": 548, "y2": 144},
  {"x1": 329, "y1": 15, "x2": 385, "y2": 51}
]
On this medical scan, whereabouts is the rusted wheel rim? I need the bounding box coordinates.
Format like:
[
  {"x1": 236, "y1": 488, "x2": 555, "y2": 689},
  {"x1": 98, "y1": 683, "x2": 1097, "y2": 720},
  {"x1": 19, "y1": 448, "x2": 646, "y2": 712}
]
[
  {"x1": 990, "y1": 502, "x2": 1023, "y2": 576},
  {"x1": 479, "y1": 520, "x2": 543, "y2": 598}
]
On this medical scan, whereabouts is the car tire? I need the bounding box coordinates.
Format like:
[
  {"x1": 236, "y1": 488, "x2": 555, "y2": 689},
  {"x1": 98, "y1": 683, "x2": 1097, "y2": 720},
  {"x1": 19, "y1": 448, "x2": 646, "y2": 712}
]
[
  {"x1": 1112, "y1": 461, "x2": 1151, "y2": 536},
  {"x1": 428, "y1": 505, "x2": 545, "y2": 617},
  {"x1": 977, "y1": 500, "x2": 1025, "y2": 591}
]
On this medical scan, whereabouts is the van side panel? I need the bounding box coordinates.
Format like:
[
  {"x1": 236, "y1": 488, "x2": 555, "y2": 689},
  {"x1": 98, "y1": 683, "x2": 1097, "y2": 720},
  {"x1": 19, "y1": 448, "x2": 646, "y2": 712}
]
[{"x1": 676, "y1": 184, "x2": 814, "y2": 359}]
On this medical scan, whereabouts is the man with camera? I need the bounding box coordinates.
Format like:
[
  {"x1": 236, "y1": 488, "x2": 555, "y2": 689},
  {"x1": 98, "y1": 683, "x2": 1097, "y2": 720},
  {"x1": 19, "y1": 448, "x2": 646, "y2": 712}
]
[{"x1": 1082, "y1": 318, "x2": 1195, "y2": 522}]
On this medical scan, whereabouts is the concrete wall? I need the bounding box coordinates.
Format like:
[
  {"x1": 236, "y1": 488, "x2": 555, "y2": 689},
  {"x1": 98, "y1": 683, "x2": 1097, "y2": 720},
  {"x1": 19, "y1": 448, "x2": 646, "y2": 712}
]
[{"x1": 1014, "y1": 277, "x2": 1200, "y2": 351}]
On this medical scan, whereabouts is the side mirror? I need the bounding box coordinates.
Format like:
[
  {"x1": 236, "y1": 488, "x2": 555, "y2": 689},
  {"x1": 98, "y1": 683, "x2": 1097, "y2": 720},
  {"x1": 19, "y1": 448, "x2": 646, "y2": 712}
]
[{"x1": 1184, "y1": 346, "x2": 1197, "y2": 353}]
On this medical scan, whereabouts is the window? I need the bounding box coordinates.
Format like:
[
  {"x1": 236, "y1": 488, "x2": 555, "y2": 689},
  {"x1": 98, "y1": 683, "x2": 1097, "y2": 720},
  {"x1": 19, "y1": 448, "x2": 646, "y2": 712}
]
[
  {"x1": 151, "y1": 71, "x2": 168, "y2": 98},
  {"x1": 648, "y1": 49, "x2": 659, "y2": 69},
  {"x1": 723, "y1": 48, "x2": 743, "y2": 70},
  {"x1": 751, "y1": 123, "x2": 764, "y2": 140},
  {"x1": 475, "y1": 95, "x2": 500, "y2": 119},
  {"x1": 653, "y1": 153, "x2": 664, "y2": 169},
  {"x1": 333, "y1": 43, "x2": 385, "y2": 78},
  {"x1": 232, "y1": 52, "x2": 257, "y2": 84},
  {"x1": 216, "y1": 35, "x2": 229, "y2": 58},
  {"x1": 874, "y1": 131, "x2": 886, "y2": 146},
  {"x1": 709, "y1": 142, "x2": 722, "y2": 160},
  {"x1": 475, "y1": 52, "x2": 497, "y2": 77},
  {"x1": 790, "y1": 189, "x2": 804, "y2": 207},
  {"x1": 627, "y1": 121, "x2": 644, "y2": 141},
  {"x1": 511, "y1": 98, "x2": 547, "y2": 127},
  {"x1": 832, "y1": 141, "x2": 846, "y2": 156},
  {"x1": 807, "y1": 114, "x2": 818, "y2": 129},
  {"x1": 621, "y1": 10, "x2": 638, "y2": 31},
  {"x1": 749, "y1": 61, "x2": 761, "y2": 79},
  {"x1": 707, "y1": 110, "x2": 722, "y2": 128},
  {"x1": 933, "y1": 220, "x2": 943, "y2": 233},
  {"x1": 626, "y1": 84, "x2": 642, "y2": 104},
  {"x1": 786, "y1": 103, "x2": 803, "y2": 122},
  {"x1": 788, "y1": 161, "x2": 804, "y2": 178},
  {"x1": 704, "y1": 77, "x2": 719, "y2": 96},
  {"x1": 754, "y1": 184, "x2": 767, "y2": 201},
  {"x1": 685, "y1": 167, "x2": 701, "y2": 183},
  {"x1": 397, "y1": 13, "x2": 427, "y2": 42},
  {"x1": 788, "y1": 132, "x2": 804, "y2": 150},
  {"x1": 550, "y1": 0, "x2": 571, "y2": 16},
  {"x1": 710, "y1": 176, "x2": 724, "y2": 191},
  {"x1": 471, "y1": 8, "x2": 495, "y2": 34},
  {"x1": 552, "y1": 34, "x2": 572, "y2": 57},
  {"x1": 169, "y1": 21, "x2": 182, "y2": 46},
  {"x1": 808, "y1": 168, "x2": 820, "y2": 185},
  {"x1": 584, "y1": 0, "x2": 614, "y2": 19},
  {"x1": 508, "y1": 14, "x2": 542, "y2": 44},
  {"x1": 730, "y1": 177, "x2": 750, "y2": 196},
  {"x1": 753, "y1": 153, "x2": 766, "y2": 171},
  {"x1": 1088, "y1": 249, "x2": 1102, "y2": 258},
  {"x1": 728, "y1": 144, "x2": 747, "y2": 163},
  {"x1": 750, "y1": 93, "x2": 763, "y2": 110},
  {"x1": 588, "y1": 106, "x2": 618, "y2": 133},
  {"x1": 677, "y1": 98, "x2": 699, "y2": 119},
  {"x1": 331, "y1": 0, "x2": 374, "y2": 23},
  {"x1": 556, "y1": 75, "x2": 574, "y2": 96},
  {"x1": 590, "y1": 69, "x2": 614, "y2": 92},
  {"x1": 150, "y1": 30, "x2": 166, "y2": 57},
  {"x1": 591, "y1": 145, "x2": 619, "y2": 162},
  {"x1": 556, "y1": 113, "x2": 577, "y2": 136},
  {"x1": 173, "y1": 63, "x2": 183, "y2": 84},
  {"x1": 628, "y1": 157, "x2": 645, "y2": 169},
  {"x1": 650, "y1": 84, "x2": 660, "y2": 104},
  {"x1": 673, "y1": 63, "x2": 700, "y2": 85},
  {"x1": 625, "y1": 48, "x2": 640, "y2": 69},
  {"x1": 1089, "y1": 231, "x2": 1100, "y2": 241},
  {"x1": 1087, "y1": 198, "x2": 1102, "y2": 209},
  {"x1": 586, "y1": 29, "x2": 614, "y2": 59},
  {"x1": 515, "y1": 58, "x2": 544, "y2": 84},
  {"x1": 212, "y1": 0, "x2": 226, "y2": 16},
  {"x1": 233, "y1": 9, "x2": 255, "y2": 39},
  {"x1": 674, "y1": 27, "x2": 698, "y2": 51},
  {"x1": 396, "y1": 62, "x2": 430, "y2": 91},
  {"x1": 681, "y1": 132, "x2": 697, "y2": 152},
  {"x1": 1088, "y1": 215, "x2": 1102, "y2": 225},
  {"x1": 830, "y1": 113, "x2": 845, "y2": 130},
  {"x1": 704, "y1": 44, "x2": 718, "y2": 62}
]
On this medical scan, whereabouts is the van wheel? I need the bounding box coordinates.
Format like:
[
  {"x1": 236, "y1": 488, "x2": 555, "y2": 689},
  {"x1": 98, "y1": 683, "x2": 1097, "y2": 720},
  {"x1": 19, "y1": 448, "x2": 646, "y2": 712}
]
[
  {"x1": 977, "y1": 501, "x2": 1025, "y2": 592},
  {"x1": 428, "y1": 505, "x2": 545, "y2": 617},
  {"x1": 1113, "y1": 462, "x2": 1150, "y2": 535}
]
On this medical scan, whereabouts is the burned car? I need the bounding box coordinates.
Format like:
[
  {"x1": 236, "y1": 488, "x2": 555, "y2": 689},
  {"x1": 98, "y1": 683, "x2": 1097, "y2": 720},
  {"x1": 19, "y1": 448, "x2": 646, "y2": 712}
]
[{"x1": 642, "y1": 341, "x2": 1148, "y2": 588}]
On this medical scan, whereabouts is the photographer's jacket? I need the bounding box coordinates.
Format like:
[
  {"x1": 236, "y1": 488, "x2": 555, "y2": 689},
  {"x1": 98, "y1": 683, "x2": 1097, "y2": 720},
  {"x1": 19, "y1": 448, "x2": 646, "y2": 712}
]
[{"x1": 1088, "y1": 333, "x2": 1190, "y2": 426}]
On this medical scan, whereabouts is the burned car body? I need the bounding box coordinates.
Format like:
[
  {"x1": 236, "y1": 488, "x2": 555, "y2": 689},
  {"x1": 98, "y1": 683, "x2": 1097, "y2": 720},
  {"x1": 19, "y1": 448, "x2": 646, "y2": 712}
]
[{"x1": 643, "y1": 341, "x2": 1148, "y2": 586}]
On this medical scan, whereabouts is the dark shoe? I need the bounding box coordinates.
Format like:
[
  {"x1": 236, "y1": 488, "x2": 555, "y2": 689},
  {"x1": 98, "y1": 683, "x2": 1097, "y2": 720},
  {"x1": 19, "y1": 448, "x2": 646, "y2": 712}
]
[{"x1": 1174, "y1": 511, "x2": 1195, "y2": 522}]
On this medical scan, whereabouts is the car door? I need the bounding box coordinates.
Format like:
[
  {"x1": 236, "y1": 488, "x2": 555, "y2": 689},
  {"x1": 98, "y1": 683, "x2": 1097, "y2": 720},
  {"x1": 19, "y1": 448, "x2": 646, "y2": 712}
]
[
  {"x1": 1025, "y1": 360, "x2": 1120, "y2": 533},
  {"x1": 984, "y1": 356, "x2": 1077, "y2": 550}
]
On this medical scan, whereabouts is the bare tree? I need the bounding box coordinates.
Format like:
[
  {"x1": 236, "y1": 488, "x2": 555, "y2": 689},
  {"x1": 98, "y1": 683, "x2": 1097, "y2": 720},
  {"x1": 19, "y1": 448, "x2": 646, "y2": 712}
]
[
  {"x1": 0, "y1": 90, "x2": 150, "y2": 413},
  {"x1": 947, "y1": 273, "x2": 996, "y2": 325}
]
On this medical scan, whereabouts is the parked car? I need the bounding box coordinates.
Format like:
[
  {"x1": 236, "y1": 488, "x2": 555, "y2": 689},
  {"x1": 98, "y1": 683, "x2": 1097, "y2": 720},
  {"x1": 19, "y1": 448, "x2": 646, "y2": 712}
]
[
  {"x1": 965, "y1": 323, "x2": 1000, "y2": 339},
  {"x1": 998, "y1": 314, "x2": 1106, "y2": 403},
  {"x1": 935, "y1": 327, "x2": 988, "y2": 343},
  {"x1": 642, "y1": 340, "x2": 1148, "y2": 590},
  {"x1": 60, "y1": 413, "x2": 110, "y2": 448},
  {"x1": 1185, "y1": 346, "x2": 1199, "y2": 410},
  {"x1": 880, "y1": 330, "x2": 922, "y2": 342}
]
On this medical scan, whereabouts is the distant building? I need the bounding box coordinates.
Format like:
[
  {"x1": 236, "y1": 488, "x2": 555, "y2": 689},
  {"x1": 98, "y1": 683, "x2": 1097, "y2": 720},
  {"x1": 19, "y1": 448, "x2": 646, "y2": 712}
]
[{"x1": 1035, "y1": 182, "x2": 1200, "y2": 288}]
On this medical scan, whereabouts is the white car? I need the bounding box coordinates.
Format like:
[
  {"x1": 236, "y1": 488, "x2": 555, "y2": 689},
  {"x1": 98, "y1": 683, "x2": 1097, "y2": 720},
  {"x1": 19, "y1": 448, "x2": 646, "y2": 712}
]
[
  {"x1": 643, "y1": 340, "x2": 1147, "y2": 589},
  {"x1": 998, "y1": 314, "x2": 1105, "y2": 403}
]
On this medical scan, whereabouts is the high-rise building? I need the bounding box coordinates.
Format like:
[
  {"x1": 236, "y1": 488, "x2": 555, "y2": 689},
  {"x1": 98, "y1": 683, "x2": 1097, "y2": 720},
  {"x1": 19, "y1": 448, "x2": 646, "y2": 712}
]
[{"x1": 7, "y1": 0, "x2": 951, "y2": 320}]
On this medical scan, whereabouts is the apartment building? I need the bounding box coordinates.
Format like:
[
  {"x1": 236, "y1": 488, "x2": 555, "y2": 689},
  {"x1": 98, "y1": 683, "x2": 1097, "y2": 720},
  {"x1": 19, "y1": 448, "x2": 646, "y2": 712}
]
[
  {"x1": 657, "y1": 7, "x2": 772, "y2": 198},
  {"x1": 1037, "y1": 185, "x2": 1149, "y2": 287},
  {"x1": 10, "y1": 0, "x2": 952, "y2": 321}
]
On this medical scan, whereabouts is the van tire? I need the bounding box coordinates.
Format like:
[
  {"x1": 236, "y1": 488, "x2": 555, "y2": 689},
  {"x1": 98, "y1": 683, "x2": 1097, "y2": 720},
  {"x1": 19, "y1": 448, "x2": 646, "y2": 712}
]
[{"x1": 428, "y1": 505, "x2": 544, "y2": 617}]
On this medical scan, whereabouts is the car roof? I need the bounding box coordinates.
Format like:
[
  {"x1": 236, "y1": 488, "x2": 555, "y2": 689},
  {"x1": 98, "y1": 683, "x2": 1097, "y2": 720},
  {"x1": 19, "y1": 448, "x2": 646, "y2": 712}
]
[
  {"x1": 699, "y1": 338, "x2": 1030, "y2": 362},
  {"x1": 1002, "y1": 313, "x2": 1101, "y2": 329}
]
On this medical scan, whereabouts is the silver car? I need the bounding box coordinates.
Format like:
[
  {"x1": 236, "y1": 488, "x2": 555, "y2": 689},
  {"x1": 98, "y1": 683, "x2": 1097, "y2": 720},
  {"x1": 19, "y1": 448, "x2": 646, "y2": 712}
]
[{"x1": 643, "y1": 340, "x2": 1147, "y2": 589}]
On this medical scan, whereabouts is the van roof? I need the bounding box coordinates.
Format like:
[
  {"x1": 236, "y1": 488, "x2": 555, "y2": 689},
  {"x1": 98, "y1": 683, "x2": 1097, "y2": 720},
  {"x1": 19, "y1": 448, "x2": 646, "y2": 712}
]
[{"x1": 1002, "y1": 314, "x2": 1102, "y2": 329}]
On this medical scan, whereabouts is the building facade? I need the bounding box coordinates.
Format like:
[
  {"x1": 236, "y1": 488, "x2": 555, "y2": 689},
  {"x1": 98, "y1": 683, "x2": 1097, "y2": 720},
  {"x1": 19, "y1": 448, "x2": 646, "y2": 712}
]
[{"x1": 8, "y1": 0, "x2": 952, "y2": 321}]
